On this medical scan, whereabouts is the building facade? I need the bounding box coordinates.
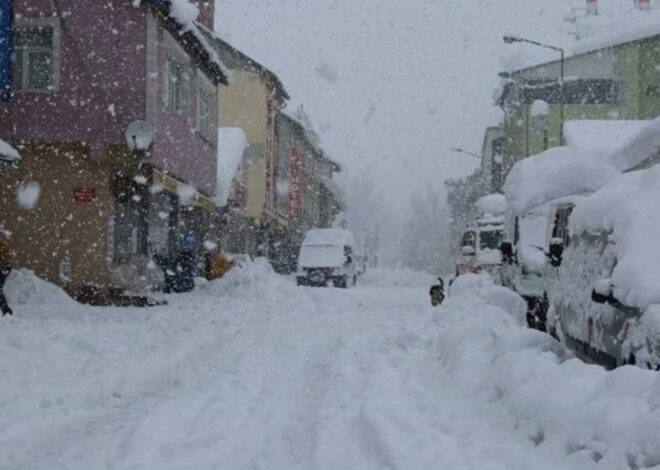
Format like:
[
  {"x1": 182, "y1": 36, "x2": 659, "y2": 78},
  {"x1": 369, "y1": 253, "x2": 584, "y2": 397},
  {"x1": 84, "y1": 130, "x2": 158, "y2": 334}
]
[
  {"x1": 200, "y1": 28, "x2": 289, "y2": 256},
  {"x1": 0, "y1": 0, "x2": 227, "y2": 302},
  {"x1": 498, "y1": 33, "x2": 660, "y2": 160}
]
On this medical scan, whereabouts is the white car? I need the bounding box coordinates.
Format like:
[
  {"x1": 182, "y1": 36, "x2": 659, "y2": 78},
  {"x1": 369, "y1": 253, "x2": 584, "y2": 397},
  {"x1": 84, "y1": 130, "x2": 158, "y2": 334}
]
[{"x1": 296, "y1": 229, "x2": 358, "y2": 288}]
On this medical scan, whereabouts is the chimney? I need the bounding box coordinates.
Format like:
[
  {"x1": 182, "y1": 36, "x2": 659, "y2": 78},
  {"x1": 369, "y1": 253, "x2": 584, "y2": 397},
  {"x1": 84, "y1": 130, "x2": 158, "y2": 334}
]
[
  {"x1": 193, "y1": 1, "x2": 214, "y2": 30},
  {"x1": 586, "y1": 0, "x2": 598, "y2": 15},
  {"x1": 636, "y1": 0, "x2": 651, "y2": 10}
]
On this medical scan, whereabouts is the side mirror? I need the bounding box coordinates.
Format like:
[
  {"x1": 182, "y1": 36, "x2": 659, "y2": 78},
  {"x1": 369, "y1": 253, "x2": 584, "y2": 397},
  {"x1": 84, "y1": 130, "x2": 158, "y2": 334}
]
[
  {"x1": 500, "y1": 241, "x2": 513, "y2": 264},
  {"x1": 548, "y1": 239, "x2": 564, "y2": 267},
  {"x1": 591, "y1": 289, "x2": 610, "y2": 304},
  {"x1": 461, "y1": 245, "x2": 476, "y2": 256},
  {"x1": 591, "y1": 279, "x2": 620, "y2": 306}
]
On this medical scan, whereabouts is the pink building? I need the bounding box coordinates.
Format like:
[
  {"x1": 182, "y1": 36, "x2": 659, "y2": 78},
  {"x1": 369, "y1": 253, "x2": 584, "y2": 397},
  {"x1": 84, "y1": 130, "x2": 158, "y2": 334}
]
[{"x1": 0, "y1": 0, "x2": 228, "y2": 302}]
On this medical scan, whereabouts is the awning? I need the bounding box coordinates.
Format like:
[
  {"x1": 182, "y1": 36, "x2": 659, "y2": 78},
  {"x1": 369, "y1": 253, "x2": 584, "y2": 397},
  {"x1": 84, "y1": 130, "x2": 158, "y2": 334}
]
[{"x1": 153, "y1": 169, "x2": 216, "y2": 213}]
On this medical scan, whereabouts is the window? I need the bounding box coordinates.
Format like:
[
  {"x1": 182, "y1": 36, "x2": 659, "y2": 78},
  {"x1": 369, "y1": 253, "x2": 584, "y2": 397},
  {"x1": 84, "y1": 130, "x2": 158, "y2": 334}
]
[
  {"x1": 196, "y1": 86, "x2": 212, "y2": 140},
  {"x1": 480, "y1": 229, "x2": 503, "y2": 250},
  {"x1": 13, "y1": 21, "x2": 59, "y2": 91},
  {"x1": 551, "y1": 205, "x2": 574, "y2": 247},
  {"x1": 163, "y1": 57, "x2": 186, "y2": 115},
  {"x1": 521, "y1": 79, "x2": 620, "y2": 105},
  {"x1": 461, "y1": 231, "x2": 476, "y2": 248}
]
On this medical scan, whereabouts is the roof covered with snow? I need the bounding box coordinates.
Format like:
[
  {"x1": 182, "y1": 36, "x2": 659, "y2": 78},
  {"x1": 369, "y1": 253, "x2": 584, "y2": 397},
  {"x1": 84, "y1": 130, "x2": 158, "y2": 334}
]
[
  {"x1": 196, "y1": 25, "x2": 288, "y2": 101},
  {"x1": 570, "y1": 15, "x2": 660, "y2": 57},
  {"x1": 302, "y1": 228, "x2": 355, "y2": 247},
  {"x1": 503, "y1": 146, "x2": 618, "y2": 214},
  {"x1": 141, "y1": 0, "x2": 229, "y2": 84},
  {"x1": 500, "y1": 3, "x2": 660, "y2": 79},
  {"x1": 571, "y1": 166, "x2": 660, "y2": 309},
  {"x1": 0, "y1": 139, "x2": 20, "y2": 162},
  {"x1": 215, "y1": 128, "x2": 247, "y2": 207}
]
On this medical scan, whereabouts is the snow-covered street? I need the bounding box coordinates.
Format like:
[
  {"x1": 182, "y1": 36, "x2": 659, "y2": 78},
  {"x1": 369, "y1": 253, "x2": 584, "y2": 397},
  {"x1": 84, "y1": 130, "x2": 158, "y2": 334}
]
[{"x1": 2, "y1": 263, "x2": 658, "y2": 470}]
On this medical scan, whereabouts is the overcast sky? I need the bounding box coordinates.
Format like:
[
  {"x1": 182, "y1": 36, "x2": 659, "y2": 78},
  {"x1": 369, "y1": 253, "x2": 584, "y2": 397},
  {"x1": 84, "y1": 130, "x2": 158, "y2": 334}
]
[{"x1": 214, "y1": 1, "x2": 579, "y2": 169}]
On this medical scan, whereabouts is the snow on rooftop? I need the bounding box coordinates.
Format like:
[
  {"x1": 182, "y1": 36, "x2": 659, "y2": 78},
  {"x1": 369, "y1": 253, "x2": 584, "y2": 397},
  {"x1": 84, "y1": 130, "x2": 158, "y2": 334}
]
[
  {"x1": 168, "y1": 0, "x2": 199, "y2": 31},
  {"x1": 504, "y1": 146, "x2": 618, "y2": 214},
  {"x1": 215, "y1": 127, "x2": 247, "y2": 207},
  {"x1": 564, "y1": 120, "x2": 649, "y2": 157},
  {"x1": 570, "y1": 10, "x2": 660, "y2": 56},
  {"x1": 0, "y1": 139, "x2": 20, "y2": 162},
  {"x1": 302, "y1": 228, "x2": 355, "y2": 247},
  {"x1": 571, "y1": 166, "x2": 660, "y2": 309}
]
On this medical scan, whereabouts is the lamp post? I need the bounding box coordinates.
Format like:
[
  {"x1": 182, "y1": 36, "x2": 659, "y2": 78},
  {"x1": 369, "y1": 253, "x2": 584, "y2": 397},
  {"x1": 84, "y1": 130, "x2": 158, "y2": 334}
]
[
  {"x1": 503, "y1": 35, "x2": 565, "y2": 145},
  {"x1": 450, "y1": 147, "x2": 481, "y2": 160}
]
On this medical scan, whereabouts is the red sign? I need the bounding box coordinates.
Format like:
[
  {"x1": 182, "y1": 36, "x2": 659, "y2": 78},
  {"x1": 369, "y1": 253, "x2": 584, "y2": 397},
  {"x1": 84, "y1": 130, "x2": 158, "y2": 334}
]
[
  {"x1": 73, "y1": 187, "x2": 97, "y2": 202},
  {"x1": 288, "y1": 146, "x2": 303, "y2": 219}
]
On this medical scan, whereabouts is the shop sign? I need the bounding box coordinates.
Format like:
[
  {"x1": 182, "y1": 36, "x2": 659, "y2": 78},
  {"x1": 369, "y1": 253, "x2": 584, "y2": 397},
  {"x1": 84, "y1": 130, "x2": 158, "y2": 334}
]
[
  {"x1": 288, "y1": 147, "x2": 303, "y2": 219},
  {"x1": 73, "y1": 187, "x2": 97, "y2": 202}
]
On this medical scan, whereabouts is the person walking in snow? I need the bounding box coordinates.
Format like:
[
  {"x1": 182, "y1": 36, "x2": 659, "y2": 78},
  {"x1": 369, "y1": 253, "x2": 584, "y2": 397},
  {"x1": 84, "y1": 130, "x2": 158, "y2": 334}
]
[
  {"x1": 0, "y1": 231, "x2": 13, "y2": 316},
  {"x1": 429, "y1": 277, "x2": 445, "y2": 307}
]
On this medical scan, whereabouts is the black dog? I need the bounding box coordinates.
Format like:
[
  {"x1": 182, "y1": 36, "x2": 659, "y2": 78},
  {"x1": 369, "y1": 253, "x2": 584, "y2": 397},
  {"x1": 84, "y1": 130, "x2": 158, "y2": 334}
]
[{"x1": 429, "y1": 278, "x2": 445, "y2": 307}]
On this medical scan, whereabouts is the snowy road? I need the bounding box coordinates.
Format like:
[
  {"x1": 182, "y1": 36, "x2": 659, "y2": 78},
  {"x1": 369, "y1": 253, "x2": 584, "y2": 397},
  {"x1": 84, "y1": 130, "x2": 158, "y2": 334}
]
[{"x1": 0, "y1": 263, "x2": 657, "y2": 469}]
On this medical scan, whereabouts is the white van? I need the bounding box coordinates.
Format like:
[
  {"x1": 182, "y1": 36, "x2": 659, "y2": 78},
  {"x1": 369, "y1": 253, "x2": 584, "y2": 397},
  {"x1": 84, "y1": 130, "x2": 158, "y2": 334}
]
[{"x1": 296, "y1": 229, "x2": 357, "y2": 288}]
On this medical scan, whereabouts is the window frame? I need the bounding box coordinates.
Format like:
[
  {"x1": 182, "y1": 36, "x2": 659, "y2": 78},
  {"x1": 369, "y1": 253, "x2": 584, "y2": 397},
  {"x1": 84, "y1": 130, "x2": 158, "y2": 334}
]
[
  {"x1": 163, "y1": 54, "x2": 187, "y2": 116},
  {"x1": 12, "y1": 17, "x2": 61, "y2": 93},
  {"x1": 195, "y1": 71, "x2": 216, "y2": 143}
]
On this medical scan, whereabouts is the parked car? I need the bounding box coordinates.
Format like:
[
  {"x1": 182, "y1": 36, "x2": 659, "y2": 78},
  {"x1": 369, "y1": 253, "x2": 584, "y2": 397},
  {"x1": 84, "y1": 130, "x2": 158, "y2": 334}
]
[
  {"x1": 296, "y1": 229, "x2": 358, "y2": 288},
  {"x1": 547, "y1": 168, "x2": 660, "y2": 370},
  {"x1": 501, "y1": 144, "x2": 617, "y2": 331}
]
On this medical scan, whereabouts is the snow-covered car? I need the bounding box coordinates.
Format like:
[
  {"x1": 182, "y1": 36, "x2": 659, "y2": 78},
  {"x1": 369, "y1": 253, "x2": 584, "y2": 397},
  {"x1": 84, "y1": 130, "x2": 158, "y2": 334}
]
[
  {"x1": 501, "y1": 144, "x2": 618, "y2": 331},
  {"x1": 455, "y1": 216, "x2": 504, "y2": 280},
  {"x1": 548, "y1": 167, "x2": 660, "y2": 370},
  {"x1": 296, "y1": 228, "x2": 358, "y2": 288}
]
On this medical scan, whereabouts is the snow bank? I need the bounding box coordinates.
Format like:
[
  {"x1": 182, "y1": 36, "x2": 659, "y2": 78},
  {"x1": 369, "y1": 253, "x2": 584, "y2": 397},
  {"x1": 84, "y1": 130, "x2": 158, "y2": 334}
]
[
  {"x1": 570, "y1": 166, "x2": 660, "y2": 309},
  {"x1": 215, "y1": 127, "x2": 247, "y2": 207},
  {"x1": 503, "y1": 146, "x2": 618, "y2": 214},
  {"x1": 0, "y1": 138, "x2": 20, "y2": 162},
  {"x1": 436, "y1": 274, "x2": 660, "y2": 469},
  {"x1": 5, "y1": 269, "x2": 75, "y2": 309},
  {"x1": 360, "y1": 267, "x2": 435, "y2": 288}
]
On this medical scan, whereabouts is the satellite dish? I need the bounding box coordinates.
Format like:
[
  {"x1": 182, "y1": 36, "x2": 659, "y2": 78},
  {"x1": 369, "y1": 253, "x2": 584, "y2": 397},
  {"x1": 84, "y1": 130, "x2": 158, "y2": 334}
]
[{"x1": 125, "y1": 120, "x2": 154, "y2": 151}]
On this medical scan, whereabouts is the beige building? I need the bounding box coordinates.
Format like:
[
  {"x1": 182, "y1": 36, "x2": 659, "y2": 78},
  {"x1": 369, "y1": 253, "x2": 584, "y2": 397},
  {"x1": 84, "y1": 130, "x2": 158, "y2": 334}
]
[{"x1": 199, "y1": 28, "x2": 289, "y2": 255}]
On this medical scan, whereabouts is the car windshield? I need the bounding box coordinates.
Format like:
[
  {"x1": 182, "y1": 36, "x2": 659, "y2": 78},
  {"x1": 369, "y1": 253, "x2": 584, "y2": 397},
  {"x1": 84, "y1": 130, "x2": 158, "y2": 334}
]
[{"x1": 480, "y1": 230, "x2": 503, "y2": 250}]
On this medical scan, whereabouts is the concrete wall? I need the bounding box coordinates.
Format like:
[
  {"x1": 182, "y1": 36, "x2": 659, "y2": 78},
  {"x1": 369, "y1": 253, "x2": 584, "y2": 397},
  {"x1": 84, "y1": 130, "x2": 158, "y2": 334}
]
[
  {"x1": 0, "y1": 144, "x2": 112, "y2": 290},
  {"x1": 218, "y1": 69, "x2": 270, "y2": 220}
]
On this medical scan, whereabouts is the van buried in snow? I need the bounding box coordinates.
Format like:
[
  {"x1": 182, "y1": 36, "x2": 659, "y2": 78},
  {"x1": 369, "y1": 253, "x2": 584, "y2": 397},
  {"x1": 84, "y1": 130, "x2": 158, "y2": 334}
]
[{"x1": 296, "y1": 229, "x2": 358, "y2": 288}]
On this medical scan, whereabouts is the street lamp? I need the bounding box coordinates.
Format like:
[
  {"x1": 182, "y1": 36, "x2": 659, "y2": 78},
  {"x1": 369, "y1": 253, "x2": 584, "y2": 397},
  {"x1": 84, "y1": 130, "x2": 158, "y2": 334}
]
[
  {"x1": 451, "y1": 147, "x2": 481, "y2": 160},
  {"x1": 503, "y1": 35, "x2": 565, "y2": 145}
]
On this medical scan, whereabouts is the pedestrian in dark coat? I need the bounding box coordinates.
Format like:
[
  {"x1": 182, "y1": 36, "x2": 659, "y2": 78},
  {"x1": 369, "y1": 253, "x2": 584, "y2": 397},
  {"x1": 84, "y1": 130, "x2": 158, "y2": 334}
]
[
  {"x1": 429, "y1": 277, "x2": 445, "y2": 307},
  {"x1": 0, "y1": 231, "x2": 13, "y2": 316}
]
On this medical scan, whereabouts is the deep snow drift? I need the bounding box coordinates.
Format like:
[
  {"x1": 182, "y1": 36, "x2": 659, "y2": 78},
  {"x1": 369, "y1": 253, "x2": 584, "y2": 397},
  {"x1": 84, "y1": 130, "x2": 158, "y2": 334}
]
[{"x1": 0, "y1": 265, "x2": 658, "y2": 469}]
